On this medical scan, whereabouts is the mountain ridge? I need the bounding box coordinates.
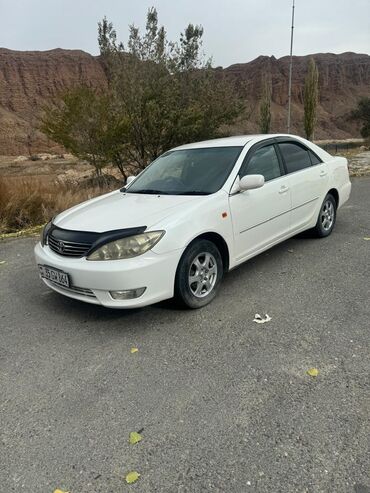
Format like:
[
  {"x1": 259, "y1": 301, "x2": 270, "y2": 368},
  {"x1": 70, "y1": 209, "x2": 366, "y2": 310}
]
[{"x1": 0, "y1": 48, "x2": 369, "y2": 155}]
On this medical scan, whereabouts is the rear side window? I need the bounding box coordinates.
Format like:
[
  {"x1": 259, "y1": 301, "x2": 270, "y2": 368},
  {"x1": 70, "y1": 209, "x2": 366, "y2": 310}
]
[
  {"x1": 241, "y1": 145, "x2": 281, "y2": 182},
  {"x1": 308, "y1": 150, "x2": 322, "y2": 165},
  {"x1": 279, "y1": 142, "x2": 312, "y2": 173}
]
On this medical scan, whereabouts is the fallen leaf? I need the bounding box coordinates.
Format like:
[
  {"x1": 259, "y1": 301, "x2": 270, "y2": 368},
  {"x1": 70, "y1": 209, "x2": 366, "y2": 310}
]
[
  {"x1": 363, "y1": 237, "x2": 370, "y2": 241},
  {"x1": 54, "y1": 489, "x2": 69, "y2": 493},
  {"x1": 125, "y1": 471, "x2": 140, "y2": 484},
  {"x1": 129, "y1": 431, "x2": 142, "y2": 445},
  {"x1": 307, "y1": 368, "x2": 319, "y2": 377},
  {"x1": 130, "y1": 347, "x2": 139, "y2": 354},
  {"x1": 253, "y1": 314, "x2": 272, "y2": 324},
  {"x1": 287, "y1": 249, "x2": 294, "y2": 253},
  {"x1": 0, "y1": 260, "x2": 6, "y2": 265}
]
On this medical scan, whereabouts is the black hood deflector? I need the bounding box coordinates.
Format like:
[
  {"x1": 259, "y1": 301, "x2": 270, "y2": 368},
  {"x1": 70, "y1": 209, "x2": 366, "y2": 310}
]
[{"x1": 49, "y1": 224, "x2": 147, "y2": 255}]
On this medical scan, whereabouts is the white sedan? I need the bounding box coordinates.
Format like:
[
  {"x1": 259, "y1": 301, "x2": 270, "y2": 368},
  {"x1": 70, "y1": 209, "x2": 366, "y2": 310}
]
[{"x1": 35, "y1": 134, "x2": 351, "y2": 309}]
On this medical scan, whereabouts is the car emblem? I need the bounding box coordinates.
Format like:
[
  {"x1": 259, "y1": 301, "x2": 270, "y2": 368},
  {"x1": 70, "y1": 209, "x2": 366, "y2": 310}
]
[{"x1": 58, "y1": 241, "x2": 65, "y2": 253}]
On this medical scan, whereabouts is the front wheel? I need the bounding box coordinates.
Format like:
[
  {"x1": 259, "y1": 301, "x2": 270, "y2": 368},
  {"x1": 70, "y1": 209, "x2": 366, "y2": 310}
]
[
  {"x1": 174, "y1": 239, "x2": 223, "y2": 309},
  {"x1": 312, "y1": 193, "x2": 337, "y2": 237}
]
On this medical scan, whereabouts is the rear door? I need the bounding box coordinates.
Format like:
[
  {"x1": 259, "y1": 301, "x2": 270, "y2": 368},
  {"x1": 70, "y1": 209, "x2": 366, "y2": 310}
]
[
  {"x1": 229, "y1": 140, "x2": 292, "y2": 263},
  {"x1": 276, "y1": 139, "x2": 329, "y2": 232}
]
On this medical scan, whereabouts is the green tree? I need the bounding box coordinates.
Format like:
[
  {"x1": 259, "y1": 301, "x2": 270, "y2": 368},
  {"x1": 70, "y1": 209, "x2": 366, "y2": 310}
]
[
  {"x1": 177, "y1": 24, "x2": 207, "y2": 70},
  {"x1": 98, "y1": 16, "x2": 118, "y2": 56},
  {"x1": 351, "y1": 97, "x2": 370, "y2": 139},
  {"x1": 303, "y1": 58, "x2": 319, "y2": 141},
  {"x1": 106, "y1": 8, "x2": 243, "y2": 167},
  {"x1": 259, "y1": 78, "x2": 271, "y2": 134},
  {"x1": 42, "y1": 8, "x2": 243, "y2": 177},
  {"x1": 41, "y1": 87, "x2": 129, "y2": 180}
]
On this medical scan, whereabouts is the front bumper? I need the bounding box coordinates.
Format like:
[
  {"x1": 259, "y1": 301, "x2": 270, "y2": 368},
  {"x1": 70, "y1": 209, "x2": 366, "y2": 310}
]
[{"x1": 34, "y1": 242, "x2": 182, "y2": 308}]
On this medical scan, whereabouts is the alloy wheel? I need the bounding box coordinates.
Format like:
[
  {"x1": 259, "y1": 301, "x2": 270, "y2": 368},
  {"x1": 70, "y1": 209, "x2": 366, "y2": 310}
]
[
  {"x1": 188, "y1": 252, "x2": 218, "y2": 298},
  {"x1": 321, "y1": 200, "x2": 335, "y2": 231}
]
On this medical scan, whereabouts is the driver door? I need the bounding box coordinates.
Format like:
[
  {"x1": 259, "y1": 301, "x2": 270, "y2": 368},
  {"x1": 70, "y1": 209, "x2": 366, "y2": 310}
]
[{"x1": 229, "y1": 141, "x2": 292, "y2": 263}]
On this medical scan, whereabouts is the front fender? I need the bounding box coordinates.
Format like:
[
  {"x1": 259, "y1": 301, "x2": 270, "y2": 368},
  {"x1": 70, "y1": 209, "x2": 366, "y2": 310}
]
[{"x1": 151, "y1": 191, "x2": 235, "y2": 262}]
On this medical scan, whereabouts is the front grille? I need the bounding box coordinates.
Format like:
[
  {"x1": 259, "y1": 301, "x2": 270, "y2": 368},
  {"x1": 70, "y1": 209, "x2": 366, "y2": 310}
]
[
  {"x1": 47, "y1": 280, "x2": 96, "y2": 298},
  {"x1": 48, "y1": 233, "x2": 91, "y2": 258}
]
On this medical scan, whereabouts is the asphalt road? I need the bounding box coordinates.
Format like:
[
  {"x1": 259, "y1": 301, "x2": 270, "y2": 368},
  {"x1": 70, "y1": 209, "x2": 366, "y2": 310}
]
[{"x1": 1, "y1": 178, "x2": 369, "y2": 493}]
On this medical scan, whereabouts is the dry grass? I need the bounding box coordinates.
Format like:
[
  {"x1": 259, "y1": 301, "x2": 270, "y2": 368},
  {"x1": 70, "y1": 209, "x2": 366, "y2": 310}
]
[{"x1": 0, "y1": 175, "x2": 113, "y2": 234}]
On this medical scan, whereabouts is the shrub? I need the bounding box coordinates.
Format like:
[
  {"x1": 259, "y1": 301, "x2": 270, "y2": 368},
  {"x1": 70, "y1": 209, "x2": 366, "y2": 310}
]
[
  {"x1": 351, "y1": 97, "x2": 370, "y2": 139},
  {"x1": 0, "y1": 176, "x2": 112, "y2": 234}
]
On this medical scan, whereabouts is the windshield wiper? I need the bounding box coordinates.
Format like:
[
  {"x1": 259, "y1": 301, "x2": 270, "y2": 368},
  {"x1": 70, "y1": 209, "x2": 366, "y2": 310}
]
[
  {"x1": 127, "y1": 189, "x2": 170, "y2": 195},
  {"x1": 176, "y1": 191, "x2": 210, "y2": 195},
  {"x1": 125, "y1": 189, "x2": 209, "y2": 195}
]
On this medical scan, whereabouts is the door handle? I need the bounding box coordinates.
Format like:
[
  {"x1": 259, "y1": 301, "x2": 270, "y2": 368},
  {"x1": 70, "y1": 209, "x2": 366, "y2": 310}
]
[
  {"x1": 279, "y1": 186, "x2": 289, "y2": 194},
  {"x1": 320, "y1": 171, "x2": 328, "y2": 177}
]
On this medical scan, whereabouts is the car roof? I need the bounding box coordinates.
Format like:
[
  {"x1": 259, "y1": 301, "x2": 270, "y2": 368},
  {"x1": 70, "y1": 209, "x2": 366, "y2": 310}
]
[{"x1": 173, "y1": 134, "x2": 305, "y2": 150}]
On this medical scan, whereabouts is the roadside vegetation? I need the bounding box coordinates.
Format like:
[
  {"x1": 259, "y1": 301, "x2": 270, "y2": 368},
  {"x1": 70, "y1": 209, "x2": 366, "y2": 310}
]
[
  {"x1": 259, "y1": 77, "x2": 272, "y2": 134},
  {"x1": 351, "y1": 97, "x2": 370, "y2": 142},
  {"x1": 0, "y1": 175, "x2": 111, "y2": 234},
  {"x1": 303, "y1": 58, "x2": 319, "y2": 141}
]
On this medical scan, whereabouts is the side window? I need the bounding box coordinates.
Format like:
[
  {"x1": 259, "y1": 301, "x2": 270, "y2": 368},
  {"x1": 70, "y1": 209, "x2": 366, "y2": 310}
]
[
  {"x1": 308, "y1": 150, "x2": 322, "y2": 165},
  {"x1": 279, "y1": 142, "x2": 312, "y2": 173},
  {"x1": 241, "y1": 145, "x2": 281, "y2": 182}
]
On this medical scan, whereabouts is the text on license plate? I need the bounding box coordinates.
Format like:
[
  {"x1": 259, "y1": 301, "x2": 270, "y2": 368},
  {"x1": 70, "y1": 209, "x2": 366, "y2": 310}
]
[{"x1": 38, "y1": 265, "x2": 70, "y2": 287}]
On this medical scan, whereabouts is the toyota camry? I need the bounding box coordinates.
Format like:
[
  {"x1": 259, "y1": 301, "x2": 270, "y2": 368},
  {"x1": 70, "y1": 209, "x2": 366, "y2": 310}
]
[{"x1": 35, "y1": 134, "x2": 351, "y2": 309}]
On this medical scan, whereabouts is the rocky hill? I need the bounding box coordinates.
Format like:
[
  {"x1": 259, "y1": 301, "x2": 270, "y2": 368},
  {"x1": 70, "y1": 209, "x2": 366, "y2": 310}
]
[
  {"x1": 0, "y1": 48, "x2": 369, "y2": 155},
  {"x1": 0, "y1": 48, "x2": 107, "y2": 155},
  {"x1": 223, "y1": 52, "x2": 370, "y2": 139}
]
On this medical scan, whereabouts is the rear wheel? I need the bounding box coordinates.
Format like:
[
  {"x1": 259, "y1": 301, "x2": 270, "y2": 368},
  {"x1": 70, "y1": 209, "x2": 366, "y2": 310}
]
[
  {"x1": 174, "y1": 239, "x2": 223, "y2": 309},
  {"x1": 312, "y1": 193, "x2": 337, "y2": 237}
]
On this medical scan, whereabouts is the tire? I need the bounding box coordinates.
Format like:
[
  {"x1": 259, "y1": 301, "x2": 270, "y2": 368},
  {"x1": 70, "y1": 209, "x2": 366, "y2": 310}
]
[
  {"x1": 174, "y1": 239, "x2": 223, "y2": 309},
  {"x1": 312, "y1": 193, "x2": 337, "y2": 237}
]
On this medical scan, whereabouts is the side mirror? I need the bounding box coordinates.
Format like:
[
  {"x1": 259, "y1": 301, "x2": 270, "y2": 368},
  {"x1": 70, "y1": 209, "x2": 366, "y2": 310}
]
[
  {"x1": 239, "y1": 174, "x2": 265, "y2": 191},
  {"x1": 126, "y1": 175, "x2": 135, "y2": 185}
]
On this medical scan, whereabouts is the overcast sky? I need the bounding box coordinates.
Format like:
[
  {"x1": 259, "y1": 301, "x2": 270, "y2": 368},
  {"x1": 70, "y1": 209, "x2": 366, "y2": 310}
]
[{"x1": 1, "y1": 0, "x2": 369, "y2": 67}]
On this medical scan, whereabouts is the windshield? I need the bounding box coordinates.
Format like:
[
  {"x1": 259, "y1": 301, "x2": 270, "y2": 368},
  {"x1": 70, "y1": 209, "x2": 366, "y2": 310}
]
[{"x1": 126, "y1": 146, "x2": 243, "y2": 195}]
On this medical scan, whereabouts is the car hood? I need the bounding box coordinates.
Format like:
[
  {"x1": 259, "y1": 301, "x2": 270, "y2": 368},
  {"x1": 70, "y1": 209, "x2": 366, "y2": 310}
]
[{"x1": 54, "y1": 190, "x2": 202, "y2": 232}]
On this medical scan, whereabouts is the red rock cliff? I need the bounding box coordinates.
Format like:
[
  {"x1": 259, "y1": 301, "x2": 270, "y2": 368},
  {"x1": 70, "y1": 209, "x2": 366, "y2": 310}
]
[
  {"x1": 0, "y1": 48, "x2": 107, "y2": 155},
  {"x1": 0, "y1": 48, "x2": 369, "y2": 154}
]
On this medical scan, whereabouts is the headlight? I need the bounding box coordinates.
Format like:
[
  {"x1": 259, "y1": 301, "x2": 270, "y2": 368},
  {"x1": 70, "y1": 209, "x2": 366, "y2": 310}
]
[
  {"x1": 41, "y1": 220, "x2": 53, "y2": 246},
  {"x1": 87, "y1": 231, "x2": 165, "y2": 261}
]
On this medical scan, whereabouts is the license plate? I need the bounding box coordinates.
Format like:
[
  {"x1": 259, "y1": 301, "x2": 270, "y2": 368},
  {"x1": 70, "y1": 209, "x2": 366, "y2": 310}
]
[{"x1": 38, "y1": 265, "x2": 70, "y2": 288}]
